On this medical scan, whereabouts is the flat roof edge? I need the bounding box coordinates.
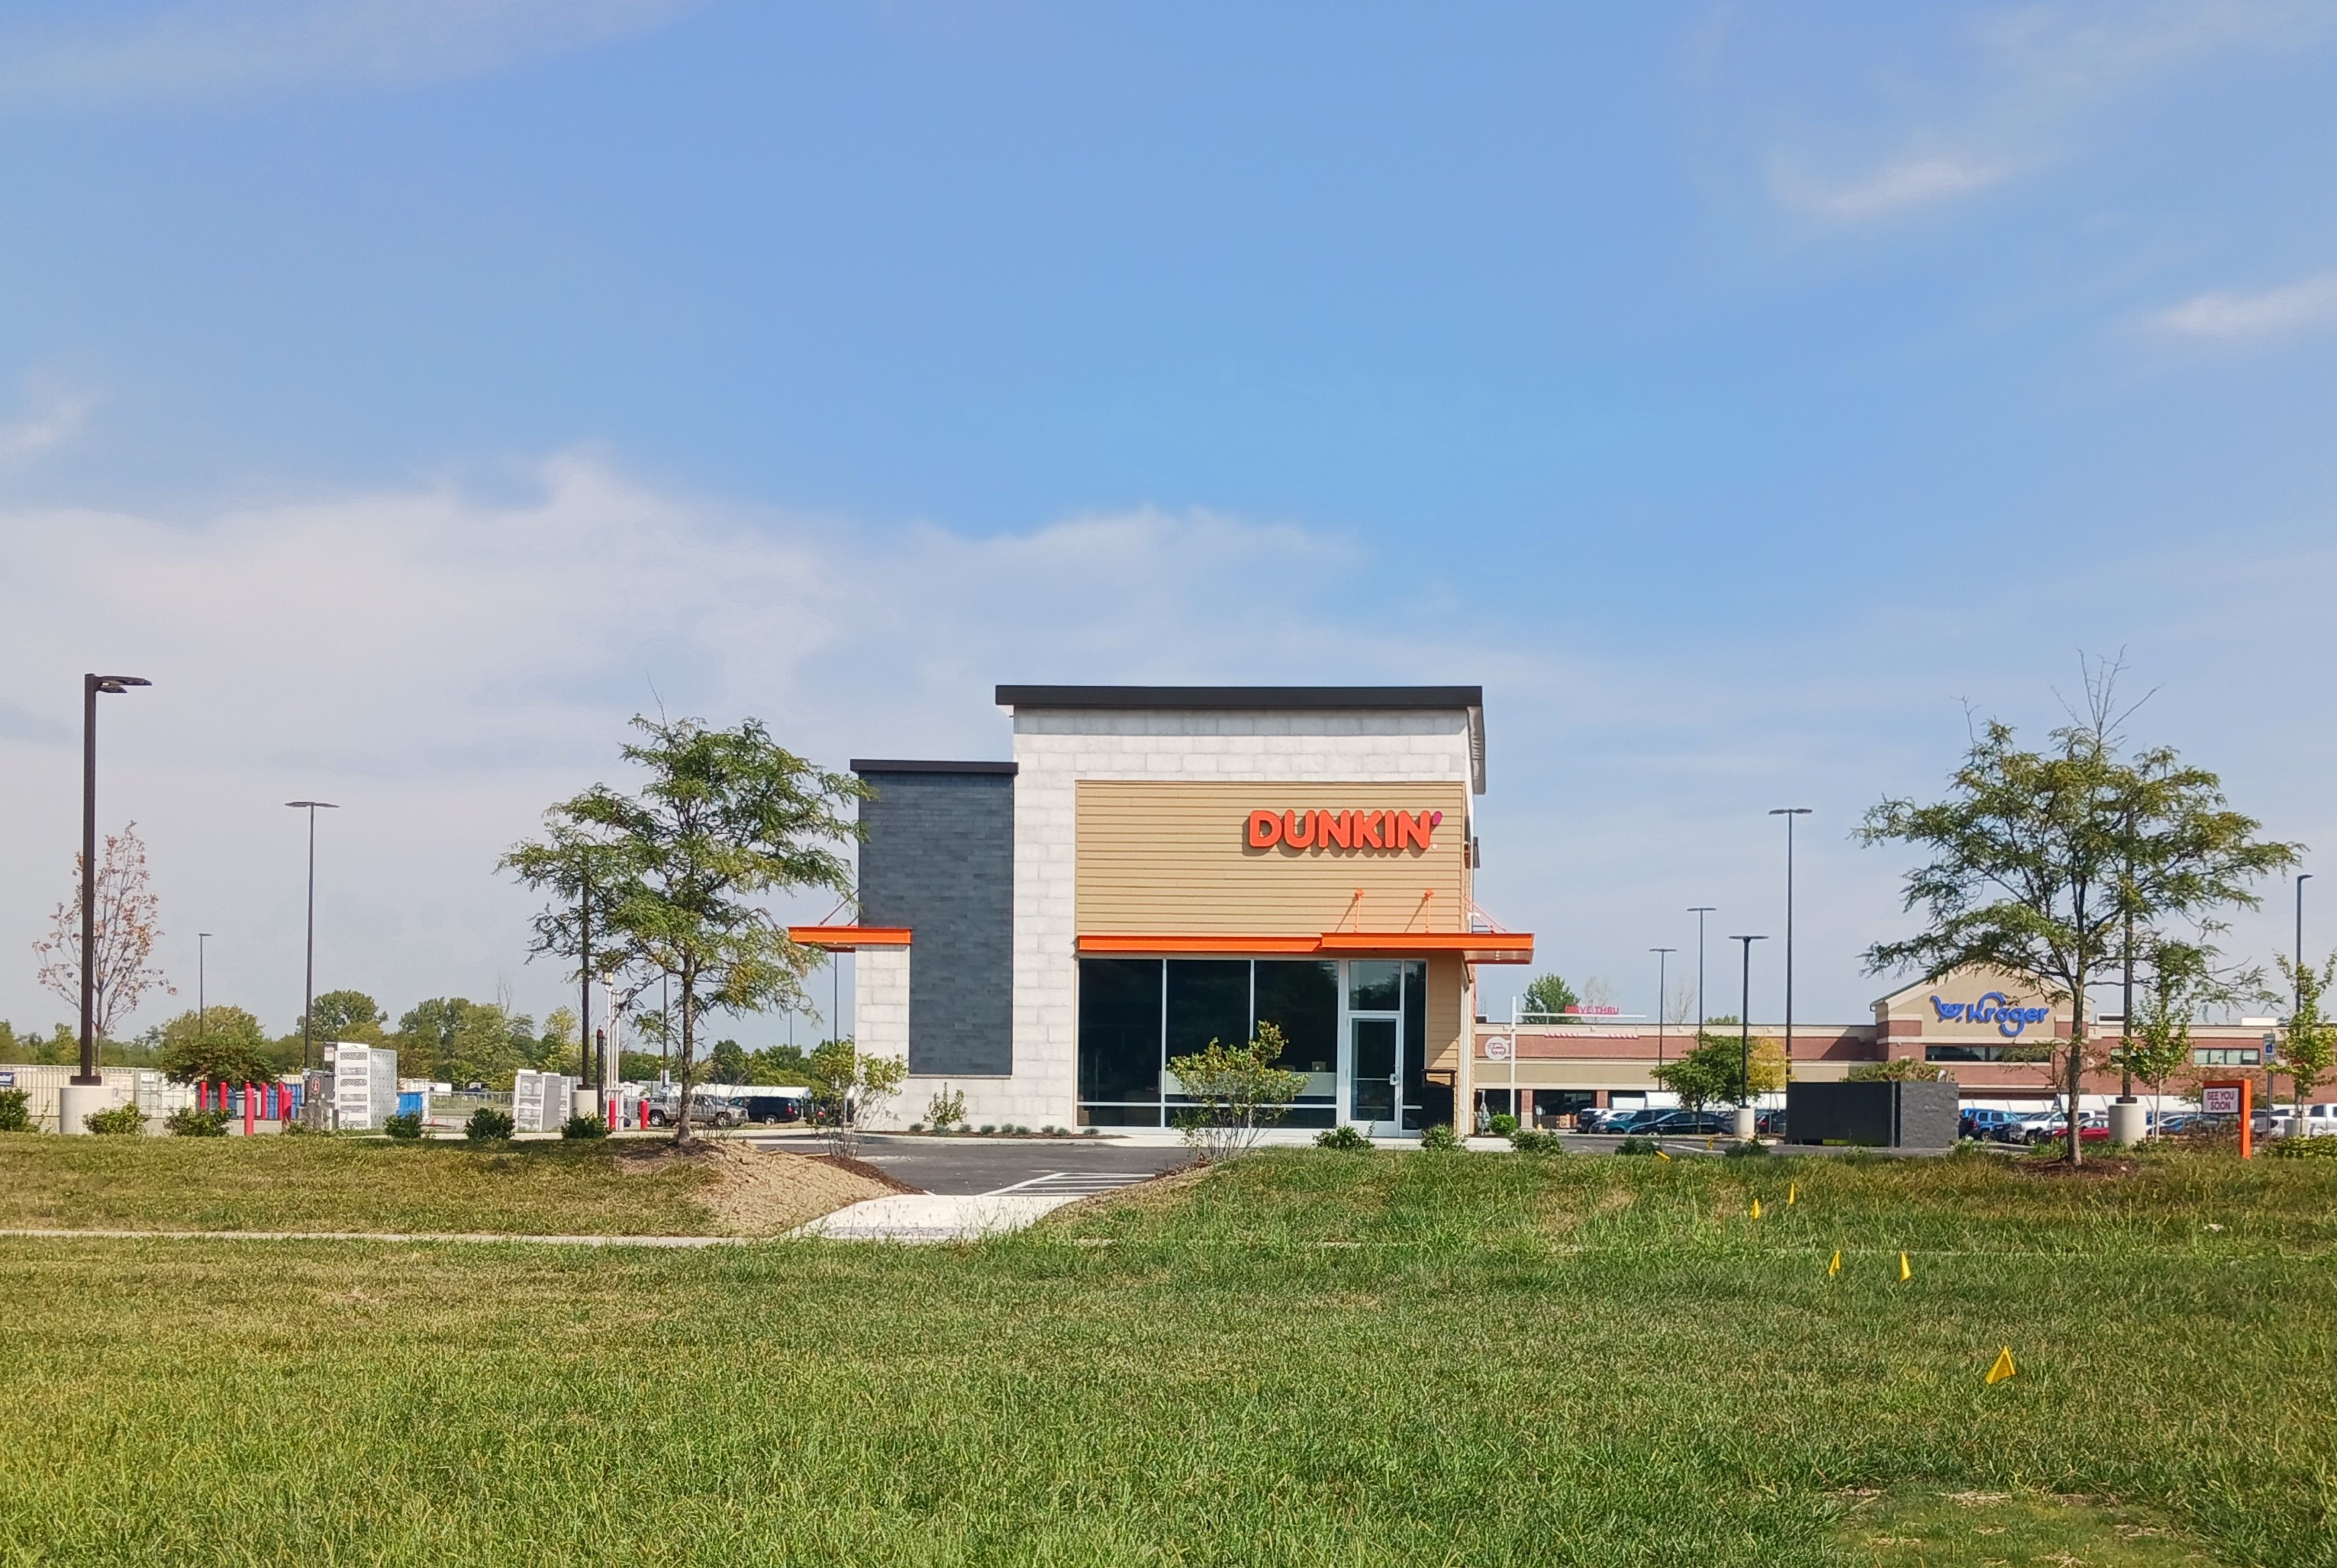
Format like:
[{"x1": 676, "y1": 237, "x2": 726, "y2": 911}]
[
  {"x1": 994, "y1": 684, "x2": 1484, "y2": 711},
  {"x1": 849, "y1": 758, "x2": 1018, "y2": 776}
]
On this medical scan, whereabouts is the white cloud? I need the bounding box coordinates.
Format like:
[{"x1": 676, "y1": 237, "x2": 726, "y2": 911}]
[
  {"x1": 2144, "y1": 270, "x2": 2337, "y2": 341},
  {"x1": 0, "y1": 389, "x2": 97, "y2": 465},
  {"x1": 0, "y1": 0, "x2": 704, "y2": 110},
  {"x1": 1758, "y1": 0, "x2": 2335, "y2": 224},
  {"x1": 1772, "y1": 156, "x2": 2011, "y2": 221}
]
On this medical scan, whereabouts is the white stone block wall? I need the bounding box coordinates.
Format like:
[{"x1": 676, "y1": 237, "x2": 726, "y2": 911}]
[{"x1": 1010, "y1": 708, "x2": 1479, "y2": 1129}]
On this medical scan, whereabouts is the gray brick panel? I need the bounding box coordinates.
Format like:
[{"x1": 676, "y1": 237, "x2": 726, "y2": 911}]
[{"x1": 856, "y1": 769, "x2": 1014, "y2": 1076}]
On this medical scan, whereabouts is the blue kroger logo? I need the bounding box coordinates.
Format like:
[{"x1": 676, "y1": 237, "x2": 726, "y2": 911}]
[{"x1": 1930, "y1": 992, "x2": 2050, "y2": 1038}]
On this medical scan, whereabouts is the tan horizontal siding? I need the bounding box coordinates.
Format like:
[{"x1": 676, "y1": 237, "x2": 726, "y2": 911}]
[{"x1": 1076, "y1": 780, "x2": 1470, "y2": 937}]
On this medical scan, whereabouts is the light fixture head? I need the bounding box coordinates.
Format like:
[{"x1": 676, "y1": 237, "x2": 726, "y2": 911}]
[
  {"x1": 92, "y1": 675, "x2": 152, "y2": 694},
  {"x1": 285, "y1": 800, "x2": 341, "y2": 810}
]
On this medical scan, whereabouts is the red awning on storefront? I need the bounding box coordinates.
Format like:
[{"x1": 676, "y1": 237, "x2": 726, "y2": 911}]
[
  {"x1": 1076, "y1": 931, "x2": 1534, "y2": 964},
  {"x1": 787, "y1": 926, "x2": 913, "y2": 951}
]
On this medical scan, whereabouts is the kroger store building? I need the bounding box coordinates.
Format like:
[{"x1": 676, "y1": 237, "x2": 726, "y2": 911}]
[
  {"x1": 792, "y1": 685, "x2": 1533, "y2": 1134},
  {"x1": 796, "y1": 683, "x2": 2280, "y2": 1135}
]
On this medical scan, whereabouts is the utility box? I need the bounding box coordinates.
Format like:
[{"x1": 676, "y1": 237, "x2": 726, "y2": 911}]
[
  {"x1": 511, "y1": 1071, "x2": 579, "y2": 1133},
  {"x1": 1786, "y1": 1080, "x2": 1959, "y2": 1148},
  {"x1": 321, "y1": 1042, "x2": 398, "y2": 1132}
]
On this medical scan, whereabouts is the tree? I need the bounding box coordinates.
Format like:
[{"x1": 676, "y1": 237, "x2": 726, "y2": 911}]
[
  {"x1": 1860, "y1": 666, "x2": 2297, "y2": 1164},
  {"x1": 2272, "y1": 953, "x2": 2337, "y2": 1130},
  {"x1": 1653, "y1": 1030, "x2": 1784, "y2": 1111},
  {"x1": 154, "y1": 1005, "x2": 283, "y2": 1086},
  {"x1": 804, "y1": 1037, "x2": 907, "y2": 1155},
  {"x1": 395, "y1": 997, "x2": 540, "y2": 1090},
  {"x1": 1521, "y1": 974, "x2": 1581, "y2": 1019},
  {"x1": 301, "y1": 990, "x2": 387, "y2": 1043},
  {"x1": 495, "y1": 817, "x2": 635, "y2": 1087},
  {"x1": 2106, "y1": 942, "x2": 2219, "y2": 1138},
  {"x1": 708, "y1": 1039, "x2": 750, "y2": 1083},
  {"x1": 1168, "y1": 1021, "x2": 1307, "y2": 1162},
  {"x1": 32, "y1": 821, "x2": 173, "y2": 1041},
  {"x1": 504, "y1": 713, "x2": 869, "y2": 1142}
]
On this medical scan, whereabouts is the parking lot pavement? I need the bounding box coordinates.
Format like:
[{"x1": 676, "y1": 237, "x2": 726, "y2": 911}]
[{"x1": 754, "y1": 1134, "x2": 1195, "y2": 1196}]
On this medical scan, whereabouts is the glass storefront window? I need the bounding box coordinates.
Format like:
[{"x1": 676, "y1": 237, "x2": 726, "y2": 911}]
[
  {"x1": 1077, "y1": 958, "x2": 1162, "y2": 1105},
  {"x1": 1349, "y1": 961, "x2": 1402, "y2": 1013},
  {"x1": 1254, "y1": 960, "x2": 1337, "y2": 1085},
  {"x1": 1166, "y1": 960, "x2": 1252, "y2": 1061}
]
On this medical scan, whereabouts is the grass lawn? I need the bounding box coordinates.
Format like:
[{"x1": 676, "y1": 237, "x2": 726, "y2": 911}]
[
  {"x1": 2, "y1": 1147, "x2": 2334, "y2": 1566},
  {"x1": 0, "y1": 1135, "x2": 841, "y2": 1236}
]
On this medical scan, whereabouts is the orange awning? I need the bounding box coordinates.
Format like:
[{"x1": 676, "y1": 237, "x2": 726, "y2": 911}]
[
  {"x1": 788, "y1": 926, "x2": 912, "y2": 951},
  {"x1": 1076, "y1": 931, "x2": 1533, "y2": 964}
]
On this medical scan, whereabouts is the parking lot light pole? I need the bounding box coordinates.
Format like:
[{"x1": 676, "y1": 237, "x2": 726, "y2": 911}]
[
  {"x1": 1731, "y1": 935, "x2": 1768, "y2": 1135},
  {"x1": 67, "y1": 675, "x2": 152, "y2": 1133},
  {"x1": 1688, "y1": 907, "x2": 1715, "y2": 1035},
  {"x1": 2298, "y1": 874, "x2": 2313, "y2": 1022},
  {"x1": 1650, "y1": 948, "x2": 1676, "y2": 1071},
  {"x1": 1768, "y1": 809, "x2": 1811, "y2": 1086},
  {"x1": 285, "y1": 801, "x2": 339, "y2": 1074}
]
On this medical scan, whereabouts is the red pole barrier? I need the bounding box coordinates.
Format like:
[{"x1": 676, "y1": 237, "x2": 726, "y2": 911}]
[
  {"x1": 638, "y1": 1099, "x2": 648, "y2": 1131},
  {"x1": 607, "y1": 1098, "x2": 617, "y2": 1131},
  {"x1": 198, "y1": 1080, "x2": 210, "y2": 1113},
  {"x1": 243, "y1": 1083, "x2": 256, "y2": 1136}
]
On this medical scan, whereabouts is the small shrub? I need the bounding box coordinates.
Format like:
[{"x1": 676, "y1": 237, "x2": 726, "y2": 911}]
[
  {"x1": 1316, "y1": 1125, "x2": 1372, "y2": 1151},
  {"x1": 84, "y1": 1103, "x2": 147, "y2": 1136},
  {"x1": 1488, "y1": 1112, "x2": 1520, "y2": 1137},
  {"x1": 382, "y1": 1112, "x2": 425, "y2": 1141},
  {"x1": 0, "y1": 1088, "x2": 31, "y2": 1133},
  {"x1": 2270, "y1": 1136, "x2": 2337, "y2": 1160},
  {"x1": 165, "y1": 1106, "x2": 232, "y2": 1138},
  {"x1": 978, "y1": 1124, "x2": 997, "y2": 1135},
  {"x1": 466, "y1": 1107, "x2": 515, "y2": 1143},
  {"x1": 1508, "y1": 1128, "x2": 1565, "y2": 1155},
  {"x1": 1617, "y1": 1135, "x2": 1660, "y2": 1156},
  {"x1": 1723, "y1": 1138, "x2": 1770, "y2": 1158},
  {"x1": 560, "y1": 1113, "x2": 608, "y2": 1141},
  {"x1": 924, "y1": 1087, "x2": 967, "y2": 1132},
  {"x1": 1419, "y1": 1122, "x2": 1462, "y2": 1152}
]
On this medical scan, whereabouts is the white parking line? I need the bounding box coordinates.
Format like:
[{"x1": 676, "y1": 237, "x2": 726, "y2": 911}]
[{"x1": 982, "y1": 1171, "x2": 1153, "y2": 1196}]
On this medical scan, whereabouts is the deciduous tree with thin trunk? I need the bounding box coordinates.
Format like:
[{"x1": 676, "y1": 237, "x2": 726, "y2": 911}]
[
  {"x1": 1860, "y1": 662, "x2": 2297, "y2": 1165},
  {"x1": 2272, "y1": 952, "x2": 2337, "y2": 1131},
  {"x1": 504, "y1": 713, "x2": 867, "y2": 1143},
  {"x1": 32, "y1": 821, "x2": 172, "y2": 1042}
]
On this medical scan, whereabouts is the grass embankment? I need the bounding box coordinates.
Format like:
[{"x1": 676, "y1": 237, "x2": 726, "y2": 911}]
[
  {"x1": 2, "y1": 1150, "x2": 2334, "y2": 1566},
  {"x1": 0, "y1": 1135, "x2": 888, "y2": 1236}
]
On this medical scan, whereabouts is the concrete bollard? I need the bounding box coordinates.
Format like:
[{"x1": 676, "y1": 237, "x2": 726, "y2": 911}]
[
  {"x1": 243, "y1": 1083, "x2": 256, "y2": 1136},
  {"x1": 1733, "y1": 1106, "x2": 1758, "y2": 1140},
  {"x1": 2108, "y1": 1098, "x2": 2148, "y2": 1147},
  {"x1": 58, "y1": 1082, "x2": 109, "y2": 1136}
]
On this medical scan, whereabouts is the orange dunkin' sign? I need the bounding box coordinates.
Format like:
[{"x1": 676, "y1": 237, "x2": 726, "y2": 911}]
[{"x1": 1247, "y1": 808, "x2": 1442, "y2": 852}]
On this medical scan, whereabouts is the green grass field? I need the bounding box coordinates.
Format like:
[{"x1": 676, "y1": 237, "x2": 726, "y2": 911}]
[{"x1": 2, "y1": 1145, "x2": 2333, "y2": 1566}]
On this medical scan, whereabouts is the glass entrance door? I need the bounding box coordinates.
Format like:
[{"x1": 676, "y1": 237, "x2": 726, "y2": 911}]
[{"x1": 1349, "y1": 1018, "x2": 1399, "y2": 1127}]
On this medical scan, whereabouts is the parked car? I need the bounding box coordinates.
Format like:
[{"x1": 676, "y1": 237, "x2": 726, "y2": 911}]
[
  {"x1": 1644, "y1": 1109, "x2": 1734, "y2": 1137},
  {"x1": 2263, "y1": 1103, "x2": 2337, "y2": 1138},
  {"x1": 1755, "y1": 1107, "x2": 1788, "y2": 1138},
  {"x1": 1959, "y1": 1107, "x2": 2023, "y2": 1141},
  {"x1": 1594, "y1": 1108, "x2": 1668, "y2": 1137}
]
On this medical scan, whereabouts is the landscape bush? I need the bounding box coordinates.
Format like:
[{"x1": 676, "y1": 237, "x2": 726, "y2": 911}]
[
  {"x1": 1487, "y1": 1112, "x2": 1520, "y2": 1137},
  {"x1": 0, "y1": 1088, "x2": 31, "y2": 1133},
  {"x1": 1507, "y1": 1128, "x2": 1564, "y2": 1155},
  {"x1": 465, "y1": 1107, "x2": 515, "y2": 1143},
  {"x1": 1418, "y1": 1122, "x2": 1461, "y2": 1152},
  {"x1": 1314, "y1": 1125, "x2": 1372, "y2": 1151},
  {"x1": 164, "y1": 1106, "x2": 231, "y2": 1138},
  {"x1": 560, "y1": 1113, "x2": 609, "y2": 1141},
  {"x1": 1616, "y1": 1135, "x2": 1659, "y2": 1156},
  {"x1": 1723, "y1": 1138, "x2": 1770, "y2": 1158},
  {"x1": 83, "y1": 1104, "x2": 147, "y2": 1136},
  {"x1": 2269, "y1": 1135, "x2": 2337, "y2": 1160},
  {"x1": 382, "y1": 1112, "x2": 424, "y2": 1140}
]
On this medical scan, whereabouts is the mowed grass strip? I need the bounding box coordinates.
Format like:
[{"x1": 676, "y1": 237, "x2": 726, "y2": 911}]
[
  {"x1": 2, "y1": 1150, "x2": 2333, "y2": 1566},
  {"x1": 0, "y1": 1135, "x2": 724, "y2": 1235}
]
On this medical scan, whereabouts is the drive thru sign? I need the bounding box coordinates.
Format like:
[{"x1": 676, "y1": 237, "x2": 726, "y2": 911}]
[{"x1": 2200, "y1": 1079, "x2": 2252, "y2": 1159}]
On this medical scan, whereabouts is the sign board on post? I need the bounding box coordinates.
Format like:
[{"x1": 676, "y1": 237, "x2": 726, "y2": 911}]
[{"x1": 2200, "y1": 1078, "x2": 2252, "y2": 1159}]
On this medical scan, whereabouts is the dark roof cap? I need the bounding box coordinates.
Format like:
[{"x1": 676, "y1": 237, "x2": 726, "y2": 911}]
[
  {"x1": 994, "y1": 684, "x2": 1481, "y2": 711},
  {"x1": 850, "y1": 758, "x2": 1017, "y2": 776}
]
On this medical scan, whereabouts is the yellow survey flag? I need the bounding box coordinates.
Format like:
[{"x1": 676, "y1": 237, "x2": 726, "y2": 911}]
[
  {"x1": 1986, "y1": 1347, "x2": 2016, "y2": 1385},
  {"x1": 1827, "y1": 1249, "x2": 1841, "y2": 1277},
  {"x1": 1899, "y1": 1251, "x2": 1913, "y2": 1282},
  {"x1": 1655, "y1": 1148, "x2": 1672, "y2": 1161},
  {"x1": 1787, "y1": 1181, "x2": 1797, "y2": 1206},
  {"x1": 1750, "y1": 1196, "x2": 1762, "y2": 1219}
]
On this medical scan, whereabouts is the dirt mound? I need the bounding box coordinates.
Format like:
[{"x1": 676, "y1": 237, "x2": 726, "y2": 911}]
[
  {"x1": 2014, "y1": 1154, "x2": 2142, "y2": 1179},
  {"x1": 616, "y1": 1140, "x2": 904, "y2": 1234}
]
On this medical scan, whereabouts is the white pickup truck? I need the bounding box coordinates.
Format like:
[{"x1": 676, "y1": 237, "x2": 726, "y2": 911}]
[{"x1": 2261, "y1": 1103, "x2": 2337, "y2": 1138}]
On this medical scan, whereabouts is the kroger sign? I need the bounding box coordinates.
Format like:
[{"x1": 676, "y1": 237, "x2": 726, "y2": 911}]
[{"x1": 1930, "y1": 992, "x2": 2051, "y2": 1038}]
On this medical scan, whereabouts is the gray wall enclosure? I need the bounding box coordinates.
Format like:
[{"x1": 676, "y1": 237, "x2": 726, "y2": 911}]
[
  {"x1": 852, "y1": 762, "x2": 1015, "y2": 1077},
  {"x1": 1784, "y1": 1080, "x2": 1961, "y2": 1148}
]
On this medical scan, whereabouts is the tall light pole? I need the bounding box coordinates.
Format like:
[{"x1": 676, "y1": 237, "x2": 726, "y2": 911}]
[
  {"x1": 72, "y1": 675, "x2": 151, "y2": 1105},
  {"x1": 1768, "y1": 809, "x2": 1811, "y2": 1086},
  {"x1": 1649, "y1": 947, "x2": 1677, "y2": 1071},
  {"x1": 198, "y1": 932, "x2": 212, "y2": 1041},
  {"x1": 1731, "y1": 935, "x2": 1768, "y2": 1124},
  {"x1": 1688, "y1": 906, "x2": 1716, "y2": 1035},
  {"x1": 2297, "y1": 874, "x2": 2313, "y2": 1021},
  {"x1": 285, "y1": 801, "x2": 339, "y2": 1073}
]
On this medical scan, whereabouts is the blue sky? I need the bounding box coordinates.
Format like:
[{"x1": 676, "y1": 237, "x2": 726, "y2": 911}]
[{"x1": 3, "y1": 1, "x2": 2334, "y2": 1039}]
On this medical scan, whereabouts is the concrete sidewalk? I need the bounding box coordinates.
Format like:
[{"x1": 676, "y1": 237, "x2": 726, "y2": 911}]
[{"x1": 793, "y1": 1192, "x2": 1083, "y2": 1243}]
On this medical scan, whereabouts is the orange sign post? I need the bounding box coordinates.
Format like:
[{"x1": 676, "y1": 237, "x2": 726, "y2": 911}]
[{"x1": 2200, "y1": 1078, "x2": 2253, "y2": 1159}]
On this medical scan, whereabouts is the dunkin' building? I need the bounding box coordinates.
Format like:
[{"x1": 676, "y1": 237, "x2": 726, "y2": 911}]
[{"x1": 792, "y1": 686, "x2": 1533, "y2": 1134}]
